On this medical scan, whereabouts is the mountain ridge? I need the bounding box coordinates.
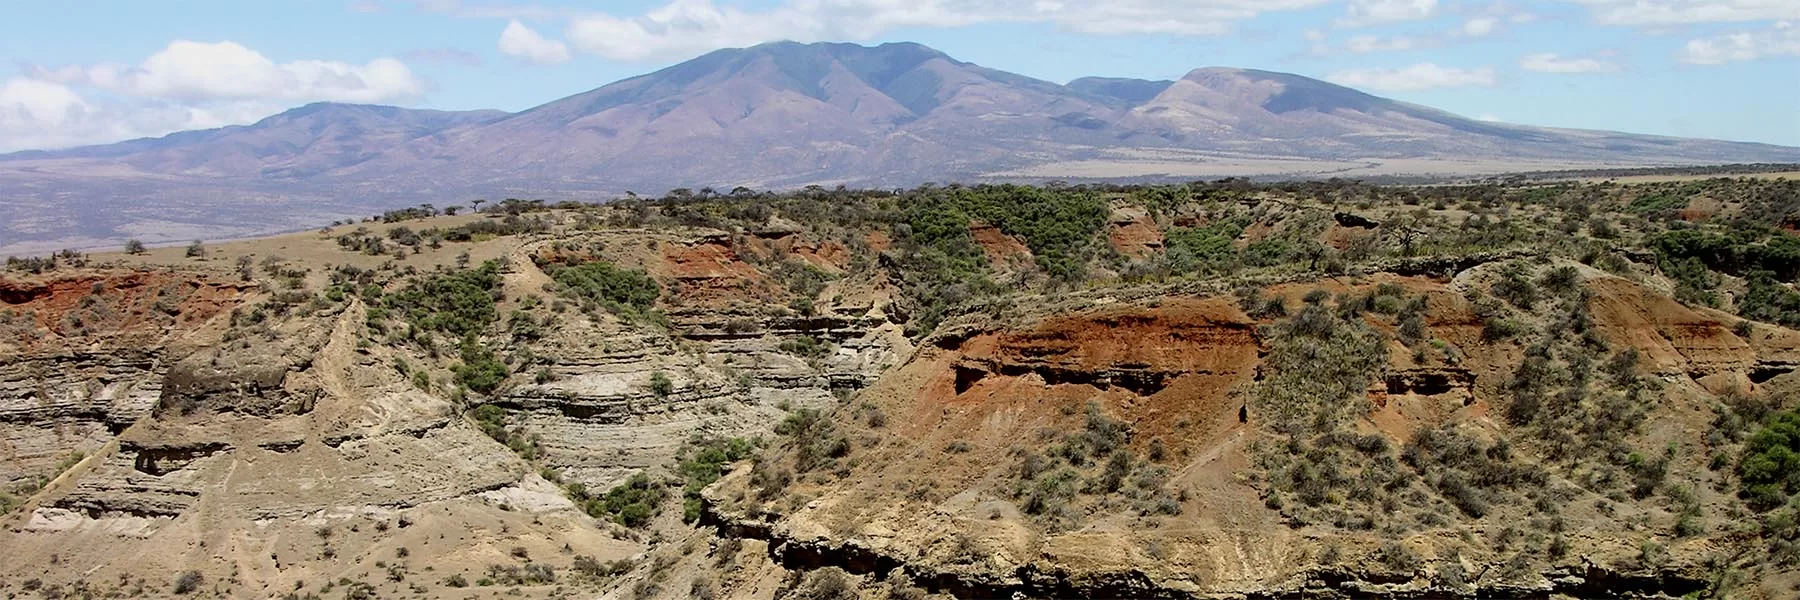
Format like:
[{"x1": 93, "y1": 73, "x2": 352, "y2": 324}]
[{"x1": 2, "y1": 40, "x2": 1798, "y2": 254}]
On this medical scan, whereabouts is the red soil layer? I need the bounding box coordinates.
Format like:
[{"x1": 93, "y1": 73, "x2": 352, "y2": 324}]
[
  {"x1": 0, "y1": 271, "x2": 246, "y2": 352},
  {"x1": 925, "y1": 298, "x2": 1261, "y2": 456},
  {"x1": 970, "y1": 222, "x2": 1032, "y2": 263},
  {"x1": 1107, "y1": 216, "x2": 1165, "y2": 259}
]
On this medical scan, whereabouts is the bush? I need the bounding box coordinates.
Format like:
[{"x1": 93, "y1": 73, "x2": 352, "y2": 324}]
[
  {"x1": 649, "y1": 371, "x2": 673, "y2": 397},
  {"x1": 184, "y1": 240, "x2": 205, "y2": 258},
  {"x1": 1255, "y1": 304, "x2": 1387, "y2": 435},
  {"x1": 1490, "y1": 264, "x2": 1539, "y2": 310},
  {"x1": 1162, "y1": 219, "x2": 1247, "y2": 275},
  {"x1": 453, "y1": 341, "x2": 509, "y2": 395},
  {"x1": 1741, "y1": 410, "x2": 1800, "y2": 511},
  {"x1": 543, "y1": 259, "x2": 659, "y2": 318},
  {"x1": 1376, "y1": 541, "x2": 1421, "y2": 573},
  {"x1": 1538, "y1": 265, "x2": 1582, "y2": 296},
  {"x1": 792, "y1": 567, "x2": 856, "y2": 600},
  {"x1": 676, "y1": 438, "x2": 756, "y2": 521},
  {"x1": 125, "y1": 239, "x2": 147, "y2": 254},
  {"x1": 173, "y1": 571, "x2": 203, "y2": 594},
  {"x1": 571, "y1": 555, "x2": 633, "y2": 580},
  {"x1": 779, "y1": 335, "x2": 829, "y2": 358},
  {"x1": 573, "y1": 472, "x2": 666, "y2": 528},
  {"x1": 385, "y1": 260, "x2": 504, "y2": 337},
  {"x1": 1739, "y1": 270, "x2": 1800, "y2": 328}
]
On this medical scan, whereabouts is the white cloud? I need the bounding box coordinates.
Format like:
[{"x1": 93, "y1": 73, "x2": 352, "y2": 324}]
[
  {"x1": 0, "y1": 78, "x2": 86, "y2": 128},
  {"x1": 41, "y1": 41, "x2": 427, "y2": 104},
  {"x1": 1519, "y1": 52, "x2": 1621, "y2": 73},
  {"x1": 562, "y1": 0, "x2": 1333, "y2": 61},
  {"x1": 1304, "y1": 8, "x2": 1517, "y2": 56},
  {"x1": 1677, "y1": 20, "x2": 1800, "y2": 63},
  {"x1": 498, "y1": 20, "x2": 571, "y2": 64},
  {"x1": 1326, "y1": 63, "x2": 1497, "y2": 91},
  {"x1": 1337, "y1": 0, "x2": 1439, "y2": 27},
  {"x1": 1461, "y1": 17, "x2": 1499, "y2": 36},
  {"x1": 1345, "y1": 34, "x2": 1420, "y2": 53},
  {"x1": 1568, "y1": 0, "x2": 1800, "y2": 26},
  {"x1": 0, "y1": 77, "x2": 291, "y2": 152},
  {"x1": 6, "y1": 40, "x2": 429, "y2": 152}
]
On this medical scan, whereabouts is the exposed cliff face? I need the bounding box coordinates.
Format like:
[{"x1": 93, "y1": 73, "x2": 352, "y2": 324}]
[
  {"x1": 2, "y1": 298, "x2": 641, "y2": 597},
  {"x1": 497, "y1": 231, "x2": 909, "y2": 491},
  {"x1": 0, "y1": 272, "x2": 246, "y2": 489},
  {"x1": 6, "y1": 180, "x2": 1800, "y2": 599},
  {"x1": 700, "y1": 267, "x2": 1800, "y2": 598}
]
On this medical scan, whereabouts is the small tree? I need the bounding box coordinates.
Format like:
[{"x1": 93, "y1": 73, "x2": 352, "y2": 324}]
[
  {"x1": 124, "y1": 239, "x2": 147, "y2": 255},
  {"x1": 185, "y1": 240, "x2": 205, "y2": 259}
]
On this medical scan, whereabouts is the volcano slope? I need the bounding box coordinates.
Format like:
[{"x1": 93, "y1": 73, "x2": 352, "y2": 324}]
[{"x1": 4, "y1": 177, "x2": 1800, "y2": 598}]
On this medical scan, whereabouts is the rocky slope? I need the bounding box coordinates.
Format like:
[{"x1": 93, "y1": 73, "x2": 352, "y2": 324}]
[{"x1": 4, "y1": 177, "x2": 1800, "y2": 598}]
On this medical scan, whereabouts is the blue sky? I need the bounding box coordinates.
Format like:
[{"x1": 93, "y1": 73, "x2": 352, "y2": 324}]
[{"x1": 1, "y1": 0, "x2": 1796, "y2": 152}]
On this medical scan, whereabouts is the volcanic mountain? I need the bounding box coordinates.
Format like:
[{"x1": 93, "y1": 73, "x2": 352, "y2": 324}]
[{"x1": 3, "y1": 40, "x2": 1797, "y2": 253}]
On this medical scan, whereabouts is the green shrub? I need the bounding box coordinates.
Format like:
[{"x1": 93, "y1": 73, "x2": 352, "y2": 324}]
[
  {"x1": 1162, "y1": 219, "x2": 1246, "y2": 275},
  {"x1": 385, "y1": 260, "x2": 504, "y2": 337},
  {"x1": 543, "y1": 259, "x2": 660, "y2": 318},
  {"x1": 649, "y1": 371, "x2": 673, "y2": 397},
  {"x1": 1739, "y1": 271, "x2": 1800, "y2": 328},
  {"x1": 1741, "y1": 411, "x2": 1800, "y2": 511},
  {"x1": 1490, "y1": 263, "x2": 1539, "y2": 310},
  {"x1": 778, "y1": 336, "x2": 829, "y2": 358},
  {"x1": 574, "y1": 472, "x2": 666, "y2": 528},
  {"x1": 676, "y1": 438, "x2": 756, "y2": 522},
  {"x1": 792, "y1": 567, "x2": 856, "y2": 600},
  {"x1": 452, "y1": 340, "x2": 508, "y2": 395},
  {"x1": 776, "y1": 408, "x2": 850, "y2": 472},
  {"x1": 1655, "y1": 228, "x2": 1800, "y2": 282},
  {"x1": 1255, "y1": 304, "x2": 1387, "y2": 435}
]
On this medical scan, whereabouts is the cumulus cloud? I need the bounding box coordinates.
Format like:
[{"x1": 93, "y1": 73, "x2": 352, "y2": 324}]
[
  {"x1": 5, "y1": 40, "x2": 428, "y2": 152},
  {"x1": 498, "y1": 20, "x2": 571, "y2": 64},
  {"x1": 1568, "y1": 0, "x2": 1800, "y2": 26},
  {"x1": 1677, "y1": 21, "x2": 1800, "y2": 63},
  {"x1": 1337, "y1": 0, "x2": 1439, "y2": 27},
  {"x1": 38, "y1": 41, "x2": 427, "y2": 103},
  {"x1": 561, "y1": 0, "x2": 1332, "y2": 61},
  {"x1": 1326, "y1": 63, "x2": 1497, "y2": 91},
  {"x1": 0, "y1": 77, "x2": 291, "y2": 152},
  {"x1": 1519, "y1": 52, "x2": 1621, "y2": 73},
  {"x1": 1460, "y1": 17, "x2": 1499, "y2": 36}
]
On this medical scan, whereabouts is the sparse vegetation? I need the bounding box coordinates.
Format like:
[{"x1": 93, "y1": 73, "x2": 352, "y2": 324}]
[{"x1": 172, "y1": 571, "x2": 202, "y2": 595}]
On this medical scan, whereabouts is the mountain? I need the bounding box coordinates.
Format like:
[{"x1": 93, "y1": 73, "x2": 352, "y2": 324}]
[
  {"x1": 9, "y1": 103, "x2": 505, "y2": 178},
  {"x1": 338, "y1": 41, "x2": 1127, "y2": 190},
  {"x1": 3, "y1": 40, "x2": 1798, "y2": 254}
]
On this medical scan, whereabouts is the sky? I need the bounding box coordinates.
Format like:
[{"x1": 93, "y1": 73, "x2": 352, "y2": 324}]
[{"x1": 1, "y1": 0, "x2": 1796, "y2": 153}]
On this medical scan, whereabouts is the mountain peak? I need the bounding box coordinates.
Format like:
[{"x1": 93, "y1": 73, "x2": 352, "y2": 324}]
[{"x1": 6, "y1": 40, "x2": 1797, "y2": 258}]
